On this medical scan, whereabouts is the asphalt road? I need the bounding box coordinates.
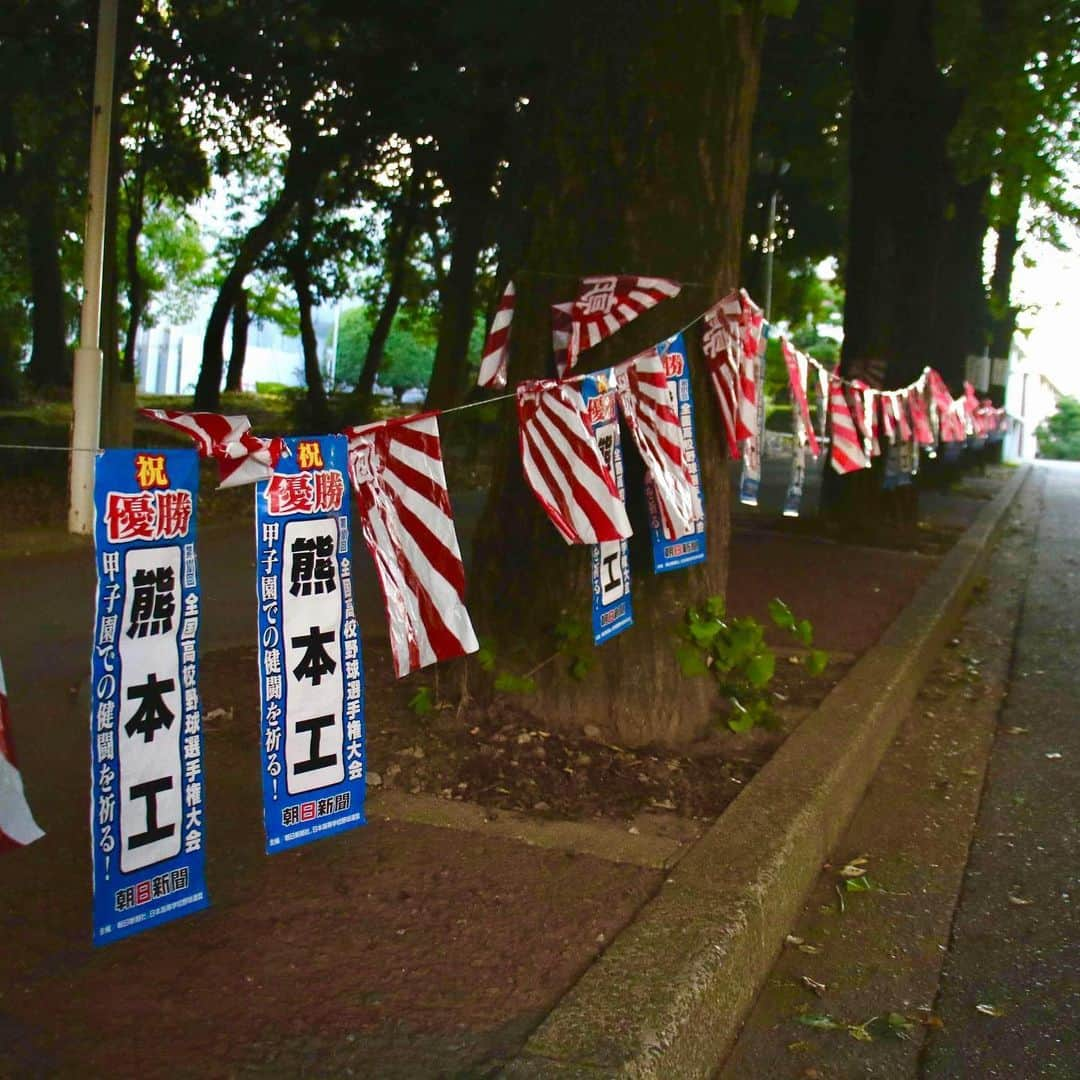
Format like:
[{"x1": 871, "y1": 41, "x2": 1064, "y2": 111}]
[{"x1": 921, "y1": 461, "x2": 1080, "y2": 1076}]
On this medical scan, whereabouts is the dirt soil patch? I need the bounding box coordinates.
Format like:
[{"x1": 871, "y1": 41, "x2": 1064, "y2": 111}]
[{"x1": 200, "y1": 640, "x2": 853, "y2": 827}]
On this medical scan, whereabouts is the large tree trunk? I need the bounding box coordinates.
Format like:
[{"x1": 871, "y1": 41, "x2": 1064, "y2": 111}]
[
  {"x1": 194, "y1": 149, "x2": 305, "y2": 409},
  {"x1": 351, "y1": 168, "x2": 424, "y2": 409},
  {"x1": 466, "y1": 1, "x2": 765, "y2": 748},
  {"x1": 841, "y1": 0, "x2": 953, "y2": 387},
  {"x1": 989, "y1": 170, "x2": 1022, "y2": 366},
  {"x1": 929, "y1": 174, "x2": 990, "y2": 386},
  {"x1": 121, "y1": 193, "x2": 147, "y2": 385},
  {"x1": 224, "y1": 287, "x2": 249, "y2": 393},
  {"x1": 287, "y1": 206, "x2": 329, "y2": 431},
  {"x1": 24, "y1": 170, "x2": 69, "y2": 388},
  {"x1": 423, "y1": 173, "x2": 492, "y2": 410},
  {"x1": 824, "y1": 0, "x2": 956, "y2": 524}
]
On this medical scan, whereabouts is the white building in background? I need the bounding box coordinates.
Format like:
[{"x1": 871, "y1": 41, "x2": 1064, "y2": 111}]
[
  {"x1": 135, "y1": 298, "x2": 341, "y2": 396},
  {"x1": 1001, "y1": 339, "x2": 1064, "y2": 461}
]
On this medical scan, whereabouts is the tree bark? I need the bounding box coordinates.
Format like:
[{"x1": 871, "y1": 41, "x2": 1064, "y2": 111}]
[
  {"x1": 824, "y1": 0, "x2": 957, "y2": 525},
  {"x1": 351, "y1": 168, "x2": 424, "y2": 408},
  {"x1": 194, "y1": 148, "x2": 306, "y2": 410},
  {"x1": 24, "y1": 169, "x2": 69, "y2": 388},
  {"x1": 224, "y1": 287, "x2": 249, "y2": 393},
  {"x1": 841, "y1": 0, "x2": 953, "y2": 388},
  {"x1": 423, "y1": 175, "x2": 491, "y2": 410},
  {"x1": 121, "y1": 187, "x2": 147, "y2": 386},
  {"x1": 287, "y1": 203, "x2": 329, "y2": 431},
  {"x1": 989, "y1": 171, "x2": 1022, "y2": 364},
  {"x1": 467, "y1": 1, "x2": 765, "y2": 747},
  {"x1": 929, "y1": 174, "x2": 990, "y2": 386}
]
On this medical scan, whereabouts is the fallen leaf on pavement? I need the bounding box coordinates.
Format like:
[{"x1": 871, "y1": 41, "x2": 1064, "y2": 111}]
[
  {"x1": 1008, "y1": 895, "x2": 1034, "y2": 906},
  {"x1": 798, "y1": 1014, "x2": 841, "y2": 1031},
  {"x1": 976, "y1": 1004, "x2": 1004, "y2": 1017}
]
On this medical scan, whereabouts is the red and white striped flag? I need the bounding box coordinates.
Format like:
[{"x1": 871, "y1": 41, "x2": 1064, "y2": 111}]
[
  {"x1": 850, "y1": 381, "x2": 881, "y2": 459},
  {"x1": 552, "y1": 301, "x2": 574, "y2": 378},
  {"x1": 815, "y1": 362, "x2": 830, "y2": 440},
  {"x1": 828, "y1": 377, "x2": 870, "y2": 474},
  {"x1": 880, "y1": 390, "x2": 896, "y2": 444},
  {"x1": 517, "y1": 379, "x2": 632, "y2": 545},
  {"x1": 736, "y1": 291, "x2": 763, "y2": 443},
  {"x1": 781, "y1": 339, "x2": 820, "y2": 458},
  {"x1": 345, "y1": 413, "x2": 478, "y2": 678},
  {"x1": 892, "y1": 392, "x2": 912, "y2": 443},
  {"x1": 963, "y1": 381, "x2": 981, "y2": 427},
  {"x1": 927, "y1": 370, "x2": 962, "y2": 441},
  {"x1": 0, "y1": 656, "x2": 44, "y2": 853},
  {"x1": 140, "y1": 410, "x2": 287, "y2": 488},
  {"x1": 700, "y1": 296, "x2": 744, "y2": 457},
  {"x1": 558, "y1": 275, "x2": 681, "y2": 376},
  {"x1": 615, "y1": 347, "x2": 696, "y2": 539},
  {"x1": 907, "y1": 386, "x2": 934, "y2": 446},
  {"x1": 477, "y1": 281, "x2": 515, "y2": 389}
]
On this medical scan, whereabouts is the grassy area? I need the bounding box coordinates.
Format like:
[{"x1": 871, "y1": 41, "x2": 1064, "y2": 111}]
[{"x1": 0, "y1": 388, "x2": 501, "y2": 552}]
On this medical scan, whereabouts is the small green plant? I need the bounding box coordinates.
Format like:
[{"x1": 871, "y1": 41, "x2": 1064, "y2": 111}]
[
  {"x1": 407, "y1": 686, "x2": 435, "y2": 717},
  {"x1": 676, "y1": 595, "x2": 828, "y2": 732},
  {"x1": 469, "y1": 614, "x2": 594, "y2": 700}
]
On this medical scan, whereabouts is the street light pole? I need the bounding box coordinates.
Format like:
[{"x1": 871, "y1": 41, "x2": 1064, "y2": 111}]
[
  {"x1": 68, "y1": 0, "x2": 119, "y2": 535},
  {"x1": 763, "y1": 187, "x2": 779, "y2": 323},
  {"x1": 761, "y1": 160, "x2": 789, "y2": 324}
]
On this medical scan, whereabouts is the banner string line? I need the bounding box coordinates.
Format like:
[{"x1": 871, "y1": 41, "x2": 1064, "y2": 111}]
[
  {"x1": 0, "y1": 299, "x2": 974, "y2": 456},
  {"x1": 0, "y1": 443, "x2": 101, "y2": 453}
]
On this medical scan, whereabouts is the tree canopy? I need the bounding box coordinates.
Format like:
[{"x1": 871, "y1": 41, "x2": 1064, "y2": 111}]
[{"x1": 1037, "y1": 394, "x2": 1080, "y2": 458}]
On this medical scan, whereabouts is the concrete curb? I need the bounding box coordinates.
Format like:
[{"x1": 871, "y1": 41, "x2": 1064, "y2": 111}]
[{"x1": 503, "y1": 465, "x2": 1032, "y2": 1079}]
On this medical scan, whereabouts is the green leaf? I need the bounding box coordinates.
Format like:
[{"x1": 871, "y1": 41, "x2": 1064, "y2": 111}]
[
  {"x1": 476, "y1": 638, "x2": 497, "y2": 672},
  {"x1": 798, "y1": 1014, "x2": 841, "y2": 1031},
  {"x1": 728, "y1": 710, "x2": 757, "y2": 733},
  {"x1": 704, "y1": 595, "x2": 727, "y2": 620},
  {"x1": 885, "y1": 1013, "x2": 916, "y2": 1039},
  {"x1": 795, "y1": 619, "x2": 814, "y2": 646},
  {"x1": 847, "y1": 1019, "x2": 876, "y2": 1042},
  {"x1": 745, "y1": 650, "x2": 776, "y2": 688},
  {"x1": 727, "y1": 621, "x2": 763, "y2": 664},
  {"x1": 408, "y1": 686, "x2": 434, "y2": 717},
  {"x1": 844, "y1": 875, "x2": 872, "y2": 893},
  {"x1": 554, "y1": 615, "x2": 587, "y2": 649},
  {"x1": 688, "y1": 620, "x2": 722, "y2": 645},
  {"x1": 569, "y1": 655, "x2": 593, "y2": 681},
  {"x1": 494, "y1": 673, "x2": 537, "y2": 695},
  {"x1": 805, "y1": 649, "x2": 829, "y2": 677},
  {"x1": 676, "y1": 644, "x2": 709, "y2": 677},
  {"x1": 768, "y1": 597, "x2": 795, "y2": 631}
]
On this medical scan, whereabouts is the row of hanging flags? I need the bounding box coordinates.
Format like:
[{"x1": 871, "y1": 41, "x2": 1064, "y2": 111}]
[{"x1": 0, "y1": 274, "x2": 1005, "y2": 946}]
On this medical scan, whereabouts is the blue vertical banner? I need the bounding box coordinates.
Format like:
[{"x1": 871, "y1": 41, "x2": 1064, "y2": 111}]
[
  {"x1": 649, "y1": 333, "x2": 707, "y2": 573},
  {"x1": 581, "y1": 371, "x2": 633, "y2": 644},
  {"x1": 90, "y1": 449, "x2": 209, "y2": 945},
  {"x1": 882, "y1": 442, "x2": 903, "y2": 491},
  {"x1": 783, "y1": 441, "x2": 807, "y2": 516},
  {"x1": 255, "y1": 435, "x2": 365, "y2": 853},
  {"x1": 739, "y1": 331, "x2": 766, "y2": 507}
]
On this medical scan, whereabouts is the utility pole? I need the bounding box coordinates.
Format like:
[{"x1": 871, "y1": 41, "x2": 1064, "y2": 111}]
[{"x1": 68, "y1": 0, "x2": 119, "y2": 535}]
